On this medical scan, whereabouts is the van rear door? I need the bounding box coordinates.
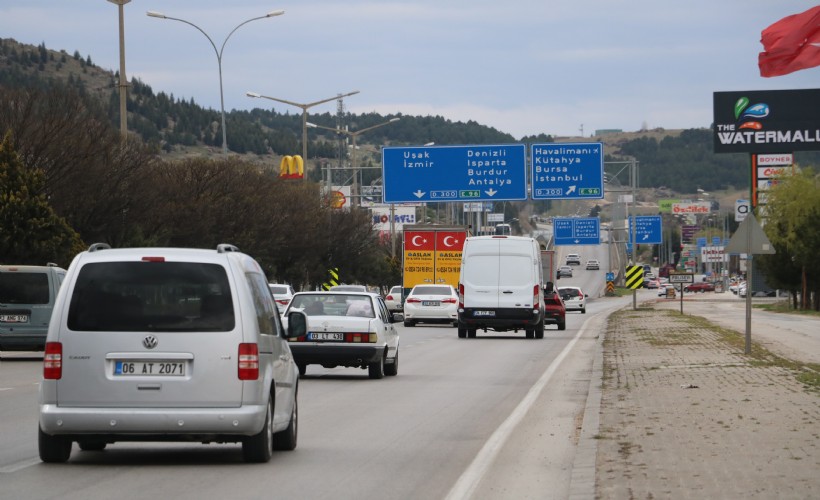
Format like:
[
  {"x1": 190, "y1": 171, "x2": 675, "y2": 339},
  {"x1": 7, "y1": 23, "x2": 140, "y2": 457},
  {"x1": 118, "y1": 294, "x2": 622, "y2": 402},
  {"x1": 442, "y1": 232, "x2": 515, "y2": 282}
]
[
  {"x1": 497, "y1": 239, "x2": 536, "y2": 309},
  {"x1": 461, "y1": 238, "x2": 501, "y2": 309}
]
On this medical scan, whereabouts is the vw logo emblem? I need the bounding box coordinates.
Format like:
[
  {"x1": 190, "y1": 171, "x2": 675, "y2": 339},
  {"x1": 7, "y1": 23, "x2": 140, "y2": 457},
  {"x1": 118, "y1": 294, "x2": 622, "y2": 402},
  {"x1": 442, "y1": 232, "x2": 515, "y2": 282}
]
[{"x1": 142, "y1": 335, "x2": 158, "y2": 349}]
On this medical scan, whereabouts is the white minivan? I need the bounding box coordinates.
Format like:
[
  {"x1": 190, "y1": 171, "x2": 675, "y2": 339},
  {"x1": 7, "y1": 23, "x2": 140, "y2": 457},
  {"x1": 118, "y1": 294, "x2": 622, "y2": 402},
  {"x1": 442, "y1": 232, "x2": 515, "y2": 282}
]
[{"x1": 457, "y1": 236, "x2": 546, "y2": 339}]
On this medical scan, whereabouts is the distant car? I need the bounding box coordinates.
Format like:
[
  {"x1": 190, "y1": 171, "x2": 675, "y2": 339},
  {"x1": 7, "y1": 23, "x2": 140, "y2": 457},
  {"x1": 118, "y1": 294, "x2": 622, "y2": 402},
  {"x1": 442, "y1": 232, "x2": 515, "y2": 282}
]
[
  {"x1": 558, "y1": 286, "x2": 587, "y2": 314},
  {"x1": 659, "y1": 284, "x2": 677, "y2": 298},
  {"x1": 384, "y1": 285, "x2": 404, "y2": 312},
  {"x1": 268, "y1": 283, "x2": 295, "y2": 309},
  {"x1": 329, "y1": 284, "x2": 368, "y2": 292},
  {"x1": 644, "y1": 278, "x2": 661, "y2": 289},
  {"x1": 403, "y1": 284, "x2": 459, "y2": 327},
  {"x1": 557, "y1": 266, "x2": 573, "y2": 278},
  {"x1": 585, "y1": 259, "x2": 600, "y2": 270},
  {"x1": 566, "y1": 253, "x2": 581, "y2": 266},
  {"x1": 1, "y1": 263, "x2": 66, "y2": 352},
  {"x1": 284, "y1": 291, "x2": 400, "y2": 378},
  {"x1": 684, "y1": 282, "x2": 715, "y2": 293},
  {"x1": 543, "y1": 289, "x2": 566, "y2": 330}
]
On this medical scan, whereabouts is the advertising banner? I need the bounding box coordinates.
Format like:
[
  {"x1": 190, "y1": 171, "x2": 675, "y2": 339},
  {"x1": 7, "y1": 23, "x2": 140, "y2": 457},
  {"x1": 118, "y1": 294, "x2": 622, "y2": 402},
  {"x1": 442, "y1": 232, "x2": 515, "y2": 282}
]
[
  {"x1": 371, "y1": 206, "x2": 416, "y2": 231},
  {"x1": 434, "y1": 231, "x2": 466, "y2": 286},
  {"x1": 701, "y1": 246, "x2": 726, "y2": 263},
  {"x1": 672, "y1": 202, "x2": 711, "y2": 215},
  {"x1": 403, "y1": 231, "x2": 435, "y2": 288}
]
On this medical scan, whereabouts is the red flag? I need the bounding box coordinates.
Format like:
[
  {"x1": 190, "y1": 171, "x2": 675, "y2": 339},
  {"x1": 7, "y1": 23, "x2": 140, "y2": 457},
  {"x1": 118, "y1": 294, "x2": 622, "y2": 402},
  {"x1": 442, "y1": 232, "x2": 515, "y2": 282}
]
[{"x1": 758, "y1": 5, "x2": 820, "y2": 77}]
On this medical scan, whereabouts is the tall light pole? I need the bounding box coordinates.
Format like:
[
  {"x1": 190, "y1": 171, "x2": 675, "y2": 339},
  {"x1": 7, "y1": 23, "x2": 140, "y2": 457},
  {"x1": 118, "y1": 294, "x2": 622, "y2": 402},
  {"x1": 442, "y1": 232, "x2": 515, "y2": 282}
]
[
  {"x1": 245, "y1": 90, "x2": 360, "y2": 181},
  {"x1": 108, "y1": 0, "x2": 131, "y2": 141},
  {"x1": 306, "y1": 118, "x2": 400, "y2": 208},
  {"x1": 147, "y1": 9, "x2": 285, "y2": 155}
]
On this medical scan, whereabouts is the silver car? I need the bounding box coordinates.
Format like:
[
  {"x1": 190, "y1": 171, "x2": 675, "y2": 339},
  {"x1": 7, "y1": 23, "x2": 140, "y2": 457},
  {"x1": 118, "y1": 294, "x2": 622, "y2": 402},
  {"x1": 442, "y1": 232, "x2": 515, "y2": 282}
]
[
  {"x1": 38, "y1": 243, "x2": 307, "y2": 463},
  {"x1": 0, "y1": 263, "x2": 66, "y2": 352}
]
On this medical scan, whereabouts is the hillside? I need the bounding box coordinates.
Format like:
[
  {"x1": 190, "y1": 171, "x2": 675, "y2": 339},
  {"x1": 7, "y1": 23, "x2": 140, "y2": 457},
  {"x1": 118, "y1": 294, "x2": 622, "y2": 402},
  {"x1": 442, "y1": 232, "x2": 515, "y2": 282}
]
[{"x1": 2, "y1": 37, "x2": 818, "y2": 196}]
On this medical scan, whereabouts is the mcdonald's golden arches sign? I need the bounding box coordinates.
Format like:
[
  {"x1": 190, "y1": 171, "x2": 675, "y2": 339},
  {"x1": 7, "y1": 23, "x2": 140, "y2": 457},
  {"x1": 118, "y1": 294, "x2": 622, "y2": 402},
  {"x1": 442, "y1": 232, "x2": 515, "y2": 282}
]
[{"x1": 279, "y1": 155, "x2": 304, "y2": 179}]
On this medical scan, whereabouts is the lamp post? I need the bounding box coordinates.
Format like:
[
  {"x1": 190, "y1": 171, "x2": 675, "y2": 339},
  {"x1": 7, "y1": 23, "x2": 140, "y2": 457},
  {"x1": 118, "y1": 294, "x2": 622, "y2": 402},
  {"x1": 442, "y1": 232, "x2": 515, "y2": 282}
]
[
  {"x1": 147, "y1": 9, "x2": 285, "y2": 155},
  {"x1": 108, "y1": 0, "x2": 131, "y2": 141},
  {"x1": 306, "y1": 118, "x2": 400, "y2": 208},
  {"x1": 246, "y1": 90, "x2": 360, "y2": 181}
]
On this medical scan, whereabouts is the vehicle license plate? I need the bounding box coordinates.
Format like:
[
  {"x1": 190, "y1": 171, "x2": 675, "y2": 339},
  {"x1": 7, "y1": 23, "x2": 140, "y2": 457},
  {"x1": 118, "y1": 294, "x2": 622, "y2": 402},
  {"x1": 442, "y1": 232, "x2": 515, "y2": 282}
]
[
  {"x1": 308, "y1": 332, "x2": 344, "y2": 341},
  {"x1": 114, "y1": 361, "x2": 186, "y2": 376},
  {"x1": 422, "y1": 301, "x2": 440, "y2": 307},
  {"x1": 0, "y1": 314, "x2": 28, "y2": 323},
  {"x1": 473, "y1": 310, "x2": 495, "y2": 317}
]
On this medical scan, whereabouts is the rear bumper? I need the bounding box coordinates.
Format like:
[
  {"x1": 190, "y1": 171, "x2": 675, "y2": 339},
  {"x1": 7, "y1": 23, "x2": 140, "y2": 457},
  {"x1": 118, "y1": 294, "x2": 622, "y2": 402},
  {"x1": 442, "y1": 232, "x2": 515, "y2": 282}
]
[
  {"x1": 39, "y1": 403, "x2": 267, "y2": 438},
  {"x1": 458, "y1": 308, "x2": 543, "y2": 331},
  {"x1": 289, "y1": 344, "x2": 385, "y2": 367},
  {"x1": 0, "y1": 332, "x2": 46, "y2": 351}
]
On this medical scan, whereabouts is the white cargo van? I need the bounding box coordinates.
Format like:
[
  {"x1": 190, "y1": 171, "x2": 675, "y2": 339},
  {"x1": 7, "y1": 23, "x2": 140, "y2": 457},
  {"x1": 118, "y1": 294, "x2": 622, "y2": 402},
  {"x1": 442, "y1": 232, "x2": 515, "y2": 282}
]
[{"x1": 457, "y1": 236, "x2": 545, "y2": 339}]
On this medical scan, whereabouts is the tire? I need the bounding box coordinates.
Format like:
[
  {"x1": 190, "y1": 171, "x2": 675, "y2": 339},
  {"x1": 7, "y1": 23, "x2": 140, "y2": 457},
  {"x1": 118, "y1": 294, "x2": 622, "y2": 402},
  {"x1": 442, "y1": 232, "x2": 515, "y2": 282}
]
[
  {"x1": 535, "y1": 321, "x2": 545, "y2": 339},
  {"x1": 369, "y1": 354, "x2": 385, "y2": 379},
  {"x1": 525, "y1": 329, "x2": 534, "y2": 339},
  {"x1": 557, "y1": 319, "x2": 566, "y2": 331},
  {"x1": 385, "y1": 351, "x2": 399, "y2": 376},
  {"x1": 242, "y1": 397, "x2": 273, "y2": 463},
  {"x1": 581, "y1": 307, "x2": 586, "y2": 314},
  {"x1": 403, "y1": 320, "x2": 414, "y2": 327},
  {"x1": 457, "y1": 326, "x2": 467, "y2": 338},
  {"x1": 467, "y1": 328, "x2": 477, "y2": 338},
  {"x1": 452, "y1": 321, "x2": 458, "y2": 327},
  {"x1": 272, "y1": 395, "x2": 298, "y2": 451},
  {"x1": 78, "y1": 441, "x2": 107, "y2": 451},
  {"x1": 39, "y1": 426, "x2": 72, "y2": 463},
  {"x1": 297, "y1": 363, "x2": 307, "y2": 377}
]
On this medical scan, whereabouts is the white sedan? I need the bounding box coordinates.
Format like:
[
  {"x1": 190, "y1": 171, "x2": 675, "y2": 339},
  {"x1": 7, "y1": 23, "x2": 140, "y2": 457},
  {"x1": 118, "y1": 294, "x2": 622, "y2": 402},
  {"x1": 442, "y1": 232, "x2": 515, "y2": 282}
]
[
  {"x1": 557, "y1": 286, "x2": 587, "y2": 313},
  {"x1": 403, "y1": 284, "x2": 459, "y2": 327}
]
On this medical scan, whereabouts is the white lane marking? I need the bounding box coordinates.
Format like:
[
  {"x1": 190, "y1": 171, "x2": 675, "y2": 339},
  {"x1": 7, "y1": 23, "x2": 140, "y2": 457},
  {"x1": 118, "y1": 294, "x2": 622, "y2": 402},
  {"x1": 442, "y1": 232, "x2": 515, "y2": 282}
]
[
  {"x1": 0, "y1": 458, "x2": 41, "y2": 474},
  {"x1": 444, "y1": 323, "x2": 591, "y2": 500},
  {"x1": 0, "y1": 388, "x2": 13, "y2": 391}
]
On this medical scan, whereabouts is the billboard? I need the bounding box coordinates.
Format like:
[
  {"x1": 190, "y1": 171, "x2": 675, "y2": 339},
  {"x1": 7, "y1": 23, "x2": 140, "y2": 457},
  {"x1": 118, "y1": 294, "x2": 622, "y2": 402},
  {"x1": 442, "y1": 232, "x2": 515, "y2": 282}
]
[
  {"x1": 371, "y1": 206, "x2": 416, "y2": 231},
  {"x1": 672, "y1": 201, "x2": 711, "y2": 215},
  {"x1": 713, "y1": 89, "x2": 820, "y2": 154}
]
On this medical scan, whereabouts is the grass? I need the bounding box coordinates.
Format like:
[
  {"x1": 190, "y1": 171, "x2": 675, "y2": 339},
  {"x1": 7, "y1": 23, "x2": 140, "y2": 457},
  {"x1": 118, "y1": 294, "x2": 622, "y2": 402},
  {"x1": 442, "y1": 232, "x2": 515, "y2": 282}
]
[{"x1": 754, "y1": 301, "x2": 820, "y2": 318}]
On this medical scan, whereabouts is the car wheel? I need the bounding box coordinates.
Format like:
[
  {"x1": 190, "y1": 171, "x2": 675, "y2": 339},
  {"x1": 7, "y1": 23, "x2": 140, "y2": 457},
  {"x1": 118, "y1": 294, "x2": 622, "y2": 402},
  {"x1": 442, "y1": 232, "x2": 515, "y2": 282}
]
[
  {"x1": 467, "y1": 328, "x2": 477, "y2": 338},
  {"x1": 242, "y1": 397, "x2": 273, "y2": 463},
  {"x1": 78, "y1": 441, "x2": 106, "y2": 451},
  {"x1": 297, "y1": 363, "x2": 307, "y2": 377},
  {"x1": 39, "y1": 426, "x2": 72, "y2": 463},
  {"x1": 452, "y1": 321, "x2": 458, "y2": 327},
  {"x1": 369, "y1": 354, "x2": 385, "y2": 379},
  {"x1": 581, "y1": 307, "x2": 586, "y2": 314},
  {"x1": 535, "y1": 321, "x2": 545, "y2": 339},
  {"x1": 272, "y1": 394, "x2": 298, "y2": 451},
  {"x1": 385, "y1": 351, "x2": 398, "y2": 376},
  {"x1": 557, "y1": 319, "x2": 566, "y2": 331},
  {"x1": 458, "y1": 326, "x2": 467, "y2": 338},
  {"x1": 403, "y1": 320, "x2": 414, "y2": 327}
]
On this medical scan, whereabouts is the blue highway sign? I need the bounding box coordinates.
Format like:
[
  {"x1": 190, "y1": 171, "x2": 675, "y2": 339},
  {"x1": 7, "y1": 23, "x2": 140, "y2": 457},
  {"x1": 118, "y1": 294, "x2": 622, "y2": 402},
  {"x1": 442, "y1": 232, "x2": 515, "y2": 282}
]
[
  {"x1": 553, "y1": 217, "x2": 601, "y2": 246},
  {"x1": 628, "y1": 215, "x2": 663, "y2": 244},
  {"x1": 382, "y1": 144, "x2": 527, "y2": 203},
  {"x1": 531, "y1": 142, "x2": 604, "y2": 200}
]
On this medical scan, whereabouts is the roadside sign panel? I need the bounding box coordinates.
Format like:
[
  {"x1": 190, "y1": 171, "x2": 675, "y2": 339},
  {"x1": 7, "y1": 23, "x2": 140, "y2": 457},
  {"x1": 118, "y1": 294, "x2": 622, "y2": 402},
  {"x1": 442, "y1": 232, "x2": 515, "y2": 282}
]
[
  {"x1": 668, "y1": 273, "x2": 694, "y2": 284},
  {"x1": 628, "y1": 215, "x2": 662, "y2": 244},
  {"x1": 383, "y1": 144, "x2": 527, "y2": 203},
  {"x1": 403, "y1": 231, "x2": 435, "y2": 288},
  {"x1": 530, "y1": 142, "x2": 604, "y2": 200},
  {"x1": 553, "y1": 217, "x2": 601, "y2": 246},
  {"x1": 434, "y1": 231, "x2": 466, "y2": 286}
]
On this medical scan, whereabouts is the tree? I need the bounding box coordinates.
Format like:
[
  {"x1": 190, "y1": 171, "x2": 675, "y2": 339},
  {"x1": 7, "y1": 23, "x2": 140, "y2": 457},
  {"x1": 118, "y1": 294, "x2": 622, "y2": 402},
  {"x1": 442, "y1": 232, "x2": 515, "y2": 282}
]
[
  {"x1": 0, "y1": 131, "x2": 84, "y2": 265},
  {"x1": 759, "y1": 167, "x2": 820, "y2": 310}
]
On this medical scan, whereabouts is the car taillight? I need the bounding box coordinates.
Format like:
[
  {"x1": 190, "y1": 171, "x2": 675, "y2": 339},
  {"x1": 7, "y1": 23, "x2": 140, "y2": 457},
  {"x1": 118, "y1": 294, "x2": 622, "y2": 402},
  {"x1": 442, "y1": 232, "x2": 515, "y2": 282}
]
[
  {"x1": 345, "y1": 332, "x2": 376, "y2": 343},
  {"x1": 406, "y1": 298, "x2": 421, "y2": 303},
  {"x1": 238, "y1": 343, "x2": 259, "y2": 380},
  {"x1": 458, "y1": 283, "x2": 464, "y2": 309},
  {"x1": 442, "y1": 298, "x2": 457, "y2": 304},
  {"x1": 385, "y1": 294, "x2": 394, "y2": 301},
  {"x1": 276, "y1": 299, "x2": 290, "y2": 306},
  {"x1": 43, "y1": 342, "x2": 62, "y2": 380},
  {"x1": 533, "y1": 285, "x2": 540, "y2": 310}
]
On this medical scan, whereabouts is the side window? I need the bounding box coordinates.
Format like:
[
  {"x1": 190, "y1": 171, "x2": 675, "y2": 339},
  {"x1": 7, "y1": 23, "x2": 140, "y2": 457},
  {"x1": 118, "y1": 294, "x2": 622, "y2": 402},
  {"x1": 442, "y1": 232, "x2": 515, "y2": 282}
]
[{"x1": 246, "y1": 273, "x2": 276, "y2": 336}]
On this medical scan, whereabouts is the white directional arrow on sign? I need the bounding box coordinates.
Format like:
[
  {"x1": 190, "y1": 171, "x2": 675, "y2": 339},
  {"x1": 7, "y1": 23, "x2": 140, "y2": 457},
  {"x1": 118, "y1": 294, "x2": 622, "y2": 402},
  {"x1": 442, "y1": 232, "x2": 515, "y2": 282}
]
[
  {"x1": 413, "y1": 190, "x2": 425, "y2": 198},
  {"x1": 566, "y1": 185, "x2": 577, "y2": 195},
  {"x1": 485, "y1": 189, "x2": 497, "y2": 197}
]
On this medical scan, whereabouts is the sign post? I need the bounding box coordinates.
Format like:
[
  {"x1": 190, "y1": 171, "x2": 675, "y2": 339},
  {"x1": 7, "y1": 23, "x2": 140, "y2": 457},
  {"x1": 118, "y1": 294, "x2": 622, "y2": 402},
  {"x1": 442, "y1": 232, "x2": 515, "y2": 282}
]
[{"x1": 669, "y1": 272, "x2": 694, "y2": 314}]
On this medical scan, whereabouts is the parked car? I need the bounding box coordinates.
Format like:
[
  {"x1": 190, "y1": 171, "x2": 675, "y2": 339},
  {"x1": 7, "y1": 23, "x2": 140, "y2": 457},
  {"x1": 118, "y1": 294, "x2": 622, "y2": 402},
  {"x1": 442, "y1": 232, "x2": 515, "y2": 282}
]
[
  {"x1": 38, "y1": 243, "x2": 307, "y2": 463},
  {"x1": 566, "y1": 253, "x2": 581, "y2": 266},
  {"x1": 403, "y1": 284, "x2": 458, "y2": 327},
  {"x1": 284, "y1": 291, "x2": 400, "y2": 378},
  {"x1": 585, "y1": 259, "x2": 600, "y2": 270},
  {"x1": 684, "y1": 282, "x2": 715, "y2": 293},
  {"x1": 557, "y1": 286, "x2": 587, "y2": 314},
  {"x1": 644, "y1": 278, "x2": 661, "y2": 289},
  {"x1": 268, "y1": 283, "x2": 295, "y2": 309},
  {"x1": 1, "y1": 263, "x2": 66, "y2": 353},
  {"x1": 557, "y1": 265, "x2": 573, "y2": 278},
  {"x1": 384, "y1": 285, "x2": 404, "y2": 312}
]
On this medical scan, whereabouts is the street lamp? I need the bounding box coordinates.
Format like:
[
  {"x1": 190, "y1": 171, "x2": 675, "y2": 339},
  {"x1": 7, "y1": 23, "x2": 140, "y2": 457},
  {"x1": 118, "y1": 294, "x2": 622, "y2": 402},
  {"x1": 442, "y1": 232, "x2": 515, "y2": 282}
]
[
  {"x1": 108, "y1": 0, "x2": 131, "y2": 141},
  {"x1": 306, "y1": 118, "x2": 400, "y2": 208},
  {"x1": 246, "y1": 90, "x2": 360, "y2": 181},
  {"x1": 147, "y1": 9, "x2": 285, "y2": 155}
]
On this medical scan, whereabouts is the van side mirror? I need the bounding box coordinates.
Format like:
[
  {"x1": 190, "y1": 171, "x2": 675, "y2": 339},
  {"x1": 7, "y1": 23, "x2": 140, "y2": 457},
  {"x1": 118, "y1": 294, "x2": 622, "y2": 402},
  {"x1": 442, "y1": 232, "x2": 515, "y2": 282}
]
[
  {"x1": 544, "y1": 281, "x2": 554, "y2": 293},
  {"x1": 285, "y1": 310, "x2": 307, "y2": 338}
]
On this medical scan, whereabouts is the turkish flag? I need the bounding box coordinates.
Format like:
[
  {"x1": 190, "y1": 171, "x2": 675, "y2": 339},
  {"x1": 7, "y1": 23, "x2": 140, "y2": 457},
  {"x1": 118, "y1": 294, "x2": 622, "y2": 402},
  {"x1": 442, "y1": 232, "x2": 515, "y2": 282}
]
[{"x1": 758, "y1": 5, "x2": 820, "y2": 77}]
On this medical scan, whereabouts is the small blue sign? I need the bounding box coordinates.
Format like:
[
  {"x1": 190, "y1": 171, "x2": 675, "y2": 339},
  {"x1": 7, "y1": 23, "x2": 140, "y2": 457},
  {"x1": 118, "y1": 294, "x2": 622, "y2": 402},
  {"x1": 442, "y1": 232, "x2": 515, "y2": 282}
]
[
  {"x1": 382, "y1": 144, "x2": 527, "y2": 203},
  {"x1": 628, "y1": 215, "x2": 663, "y2": 244},
  {"x1": 530, "y1": 142, "x2": 604, "y2": 200},
  {"x1": 553, "y1": 217, "x2": 601, "y2": 246},
  {"x1": 712, "y1": 236, "x2": 721, "y2": 246},
  {"x1": 606, "y1": 272, "x2": 615, "y2": 282},
  {"x1": 696, "y1": 237, "x2": 707, "y2": 248}
]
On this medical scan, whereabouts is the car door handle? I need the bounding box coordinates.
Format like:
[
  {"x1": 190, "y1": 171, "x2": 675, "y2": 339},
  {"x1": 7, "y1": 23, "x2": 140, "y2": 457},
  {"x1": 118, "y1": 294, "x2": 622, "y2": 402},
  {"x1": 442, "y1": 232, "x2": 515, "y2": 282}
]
[{"x1": 502, "y1": 291, "x2": 513, "y2": 294}]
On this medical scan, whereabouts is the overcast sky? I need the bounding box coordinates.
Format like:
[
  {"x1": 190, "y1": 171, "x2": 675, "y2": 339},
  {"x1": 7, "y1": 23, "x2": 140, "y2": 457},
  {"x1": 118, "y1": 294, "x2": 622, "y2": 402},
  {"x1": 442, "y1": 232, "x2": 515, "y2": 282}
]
[{"x1": 1, "y1": 1, "x2": 818, "y2": 139}]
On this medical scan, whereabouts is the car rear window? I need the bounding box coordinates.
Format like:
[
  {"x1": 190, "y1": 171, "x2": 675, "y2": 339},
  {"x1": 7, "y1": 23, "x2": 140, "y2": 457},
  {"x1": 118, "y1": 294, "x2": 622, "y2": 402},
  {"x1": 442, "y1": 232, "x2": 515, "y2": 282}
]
[
  {"x1": 290, "y1": 294, "x2": 374, "y2": 318},
  {"x1": 67, "y1": 262, "x2": 234, "y2": 332},
  {"x1": 412, "y1": 286, "x2": 452, "y2": 296},
  {"x1": 269, "y1": 285, "x2": 290, "y2": 295},
  {"x1": 0, "y1": 272, "x2": 50, "y2": 304},
  {"x1": 558, "y1": 288, "x2": 581, "y2": 298}
]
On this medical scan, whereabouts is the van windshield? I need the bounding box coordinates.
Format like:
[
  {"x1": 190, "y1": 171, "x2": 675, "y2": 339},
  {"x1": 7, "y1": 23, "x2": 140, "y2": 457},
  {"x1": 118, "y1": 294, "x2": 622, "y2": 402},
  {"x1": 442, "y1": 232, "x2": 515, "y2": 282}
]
[{"x1": 67, "y1": 262, "x2": 234, "y2": 332}]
